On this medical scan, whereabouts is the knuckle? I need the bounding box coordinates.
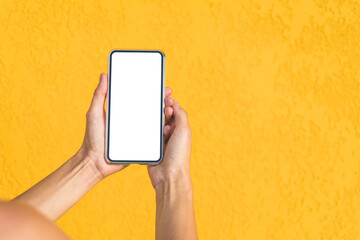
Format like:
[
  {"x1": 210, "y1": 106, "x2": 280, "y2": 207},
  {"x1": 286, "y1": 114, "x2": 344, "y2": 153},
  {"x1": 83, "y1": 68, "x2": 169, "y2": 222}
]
[
  {"x1": 93, "y1": 88, "x2": 103, "y2": 98},
  {"x1": 86, "y1": 109, "x2": 94, "y2": 118},
  {"x1": 93, "y1": 91, "x2": 100, "y2": 99},
  {"x1": 94, "y1": 87, "x2": 105, "y2": 97},
  {"x1": 178, "y1": 125, "x2": 192, "y2": 137},
  {"x1": 187, "y1": 126, "x2": 192, "y2": 137},
  {"x1": 181, "y1": 109, "x2": 188, "y2": 119}
]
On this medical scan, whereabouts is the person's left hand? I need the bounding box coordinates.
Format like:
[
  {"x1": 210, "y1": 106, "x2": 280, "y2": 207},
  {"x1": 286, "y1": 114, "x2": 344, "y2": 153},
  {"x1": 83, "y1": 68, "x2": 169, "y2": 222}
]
[
  {"x1": 80, "y1": 73, "x2": 173, "y2": 178},
  {"x1": 79, "y1": 73, "x2": 122, "y2": 178}
]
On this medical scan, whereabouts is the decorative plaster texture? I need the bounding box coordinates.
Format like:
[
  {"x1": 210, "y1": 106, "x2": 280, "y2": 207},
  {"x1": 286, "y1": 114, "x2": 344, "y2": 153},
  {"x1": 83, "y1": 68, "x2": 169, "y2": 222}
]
[{"x1": 0, "y1": 0, "x2": 359, "y2": 239}]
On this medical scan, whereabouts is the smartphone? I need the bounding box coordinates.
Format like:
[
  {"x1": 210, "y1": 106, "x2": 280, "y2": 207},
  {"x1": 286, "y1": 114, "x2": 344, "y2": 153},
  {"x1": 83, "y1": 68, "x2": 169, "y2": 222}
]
[{"x1": 106, "y1": 50, "x2": 165, "y2": 164}]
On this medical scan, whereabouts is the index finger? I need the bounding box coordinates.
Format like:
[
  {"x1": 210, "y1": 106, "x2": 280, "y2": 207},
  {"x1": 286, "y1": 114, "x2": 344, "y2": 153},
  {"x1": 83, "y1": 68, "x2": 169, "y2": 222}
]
[{"x1": 165, "y1": 87, "x2": 172, "y2": 98}]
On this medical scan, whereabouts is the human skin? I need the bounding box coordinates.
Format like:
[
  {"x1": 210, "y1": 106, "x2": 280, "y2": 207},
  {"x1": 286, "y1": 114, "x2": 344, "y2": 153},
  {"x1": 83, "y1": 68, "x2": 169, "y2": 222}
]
[
  {"x1": 0, "y1": 201, "x2": 70, "y2": 240},
  {"x1": 1, "y1": 73, "x2": 197, "y2": 239},
  {"x1": 148, "y1": 99, "x2": 198, "y2": 240}
]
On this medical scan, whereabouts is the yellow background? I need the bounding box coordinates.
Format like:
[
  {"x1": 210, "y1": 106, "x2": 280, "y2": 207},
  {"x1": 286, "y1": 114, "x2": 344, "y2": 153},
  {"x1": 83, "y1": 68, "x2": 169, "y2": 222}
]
[{"x1": 0, "y1": 0, "x2": 359, "y2": 239}]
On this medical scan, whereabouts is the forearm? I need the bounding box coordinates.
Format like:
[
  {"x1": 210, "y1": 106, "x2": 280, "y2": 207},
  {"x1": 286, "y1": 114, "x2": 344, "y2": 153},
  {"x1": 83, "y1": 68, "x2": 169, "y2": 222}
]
[
  {"x1": 155, "y1": 176, "x2": 198, "y2": 240},
  {"x1": 14, "y1": 147, "x2": 103, "y2": 221}
]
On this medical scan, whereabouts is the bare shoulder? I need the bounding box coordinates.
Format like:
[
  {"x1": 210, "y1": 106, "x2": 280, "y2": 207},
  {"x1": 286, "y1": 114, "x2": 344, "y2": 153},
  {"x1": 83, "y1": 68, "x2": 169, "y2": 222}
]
[{"x1": 0, "y1": 201, "x2": 70, "y2": 240}]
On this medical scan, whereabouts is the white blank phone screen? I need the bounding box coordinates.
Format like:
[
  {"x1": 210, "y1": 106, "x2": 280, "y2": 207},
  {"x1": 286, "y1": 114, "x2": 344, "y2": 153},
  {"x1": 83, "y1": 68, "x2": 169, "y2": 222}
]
[{"x1": 108, "y1": 51, "x2": 163, "y2": 161}]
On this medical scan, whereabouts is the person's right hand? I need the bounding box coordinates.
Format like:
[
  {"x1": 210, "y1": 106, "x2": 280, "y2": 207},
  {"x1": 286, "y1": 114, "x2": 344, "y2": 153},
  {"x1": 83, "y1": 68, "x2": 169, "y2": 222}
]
[
  {"x1": 148, "y1": 97, "x2": 193, "y2": 191},
  {"x1": 148, "y1": 97, "x2": 198, "y2": 240}
]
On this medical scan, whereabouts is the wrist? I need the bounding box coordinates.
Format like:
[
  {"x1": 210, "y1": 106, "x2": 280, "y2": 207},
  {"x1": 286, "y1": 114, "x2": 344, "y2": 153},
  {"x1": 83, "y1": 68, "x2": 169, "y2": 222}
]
[
  {"x1": 155, "y1": 171, "x2": 193, "y2": 198},
  {"x1": 73, "y1": 147, "x2": 104, "y2": 182},
  {"x1": 14, "y1": 148, "x2": 104, "y2": 221}
]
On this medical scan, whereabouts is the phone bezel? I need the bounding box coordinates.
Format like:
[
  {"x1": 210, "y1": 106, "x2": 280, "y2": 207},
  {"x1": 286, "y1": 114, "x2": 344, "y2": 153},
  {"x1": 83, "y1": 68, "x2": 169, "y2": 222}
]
[{"x1": 105, "y1": 49, "x2": 165, "y2": 165}]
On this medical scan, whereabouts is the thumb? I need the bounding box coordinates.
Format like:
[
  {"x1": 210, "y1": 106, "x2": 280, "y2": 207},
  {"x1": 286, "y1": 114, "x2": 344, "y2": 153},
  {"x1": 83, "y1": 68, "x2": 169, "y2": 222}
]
[
  {"x1": 88, "y1": 73, "x2": 108, "y2": 114},
  {"x1": 172, "y1": 99, "x2": 189, "y2": 127}
]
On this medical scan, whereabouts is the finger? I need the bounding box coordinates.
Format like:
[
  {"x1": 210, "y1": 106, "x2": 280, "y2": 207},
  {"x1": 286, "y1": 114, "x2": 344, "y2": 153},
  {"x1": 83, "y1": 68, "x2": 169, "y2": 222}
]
[
  {"x1": 163, "y1": 125, "x2": 171, "y2": 142},
  {"x1": 164, "y1": 97, "x2": 174, "y2": 107},
  {"x1": 165, "y1": 87, "x2": 172, "y2": 98},
  {"x1": 167, "y1": 120, "x2": 176, "y2": 138},
  {"x1": 172, "y1": 99, "x2": 189, "y2": 127},
  {"x1": 164, "y1": 106, "x2": 173, "y2": 123},
  {"x1": 88, "y1": 73, "x2": 108, "y2": 114}
]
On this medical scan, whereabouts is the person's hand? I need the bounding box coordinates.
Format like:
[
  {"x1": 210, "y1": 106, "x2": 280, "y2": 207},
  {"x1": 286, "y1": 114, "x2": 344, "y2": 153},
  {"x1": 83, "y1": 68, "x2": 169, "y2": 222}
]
[
  {"x1": 81, "y1": 73, "x2": 174, "y2": 179},
  {"x1": 148, "y1": 95, "x2": 197, "y2": 240},
  {"x1": 79, "y1": 73, "x2": 124, "y2": 178},
  {"x1": 148, "y1": 95, "x2": 192, "y2": 191}
]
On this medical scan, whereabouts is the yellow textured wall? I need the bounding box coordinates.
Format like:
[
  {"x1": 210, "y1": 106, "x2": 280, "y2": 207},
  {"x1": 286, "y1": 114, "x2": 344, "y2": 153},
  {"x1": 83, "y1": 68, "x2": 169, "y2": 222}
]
[{"x1": 0, "y1": 0, "x2": 360, "y2": 239}]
